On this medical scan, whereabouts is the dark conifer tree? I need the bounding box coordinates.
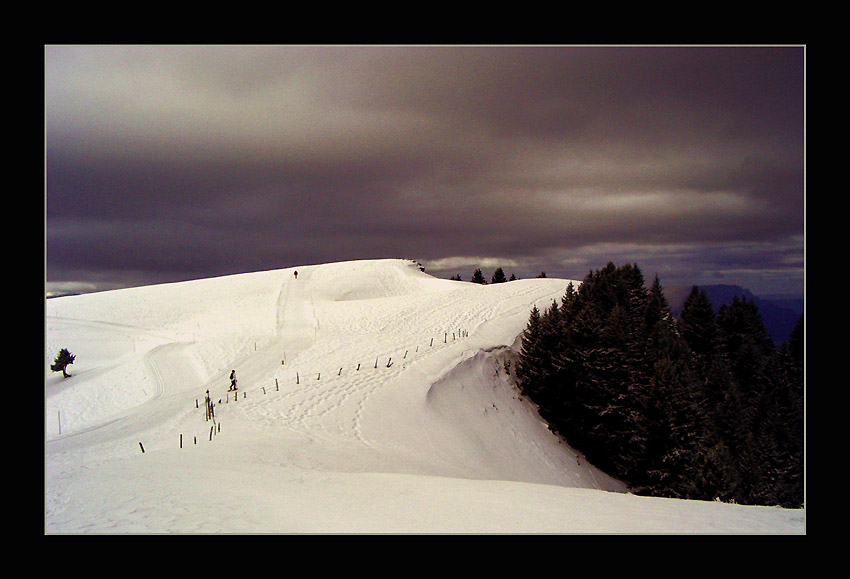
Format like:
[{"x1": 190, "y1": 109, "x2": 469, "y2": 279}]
[
  {"x1": 534, "y1": 301, "x2": 566, "y2": 422},
  {"x1": 565, "y1": 300, "x2": 607, "y2": 460},
  {"x1": 552, "y1": 263, "x2": 652, "y2": 480},
  {"x1": 640, "y1": 318, "x2": 703, "y2": 498},
  {"x1": 471, "y1": 268, "x2": 487, "y2": 284},
  {"x1": 639, "y1": 283, "x2": 685, "y2": 495},
  {"x1": 615, "y1": 266, "x2": 654, "y2": 482},
  {"x1": 717, "y1": 296, "x2": 803, "y2": 506},
  {"x1": 561, "y1": 281, "x2": 578, "y2": 313},
  {"x1": 786, "y1": 314, "x2": 804, "y2": 367},
  {"x1": 594, "y1": 303, "x2": 647, "y2": 480},
  {"x1": 51, "y1": 348, "x2": 76, "y2": 378},
  {"x1": 678, "y1": 286, "x2": 719, "y2": 359},
  {"x1": 718, "y1": 297, "x2": 775, "y2": 436},
  {"x1": 645, "y1": 275, "x2": 670, "y2": 333},
  {"x1": 517, "y1": 306, "x2": 551, "y2": 407},
  {"x1": 550, "y1": 291, "x2": 603, "y2": 452},
  {"x1": 491, "y1": 267, "x2": 508, "y2": 284},
  {"x1": 689, "y1": 433, "x2": 742, "y2": 502},
  {"x1": 779, "y1": 314, "x2": 804, "y2": 505},
  {"x1": 516, "y1": 305, "x2": 543, "y2": 386}
]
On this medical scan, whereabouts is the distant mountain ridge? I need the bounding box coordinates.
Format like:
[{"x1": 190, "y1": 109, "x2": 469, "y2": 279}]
[{"x1": 666, "y1": 284, "x2": 803, "y2": 345}]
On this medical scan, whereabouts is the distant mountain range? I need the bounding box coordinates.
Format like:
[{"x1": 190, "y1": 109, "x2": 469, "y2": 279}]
[{"x1": 666, "y1": 284, "x2": 803, "y2": 345}]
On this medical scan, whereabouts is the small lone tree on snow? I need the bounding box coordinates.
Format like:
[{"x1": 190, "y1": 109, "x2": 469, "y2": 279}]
[
  {"x1": 51, "y1": 348, "x2": 76, "y2": 378},
  {"x1": 471, "y1": 268, "x2": 487, "y2": 284}
]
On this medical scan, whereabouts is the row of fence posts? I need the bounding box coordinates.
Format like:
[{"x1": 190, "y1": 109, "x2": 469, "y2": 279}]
[{"x1": 139, "y1": 328, "x2": 470, "y2": 454}]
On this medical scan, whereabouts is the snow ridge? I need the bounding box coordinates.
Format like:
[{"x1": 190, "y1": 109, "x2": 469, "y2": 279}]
[{"x1": 45, "y1": 259, "x2": 803, "y2": 533}]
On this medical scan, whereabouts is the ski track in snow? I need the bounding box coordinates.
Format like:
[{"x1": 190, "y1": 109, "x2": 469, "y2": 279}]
[{"x1": 219, "y1": 262, "x2": 538, "y2": 458}]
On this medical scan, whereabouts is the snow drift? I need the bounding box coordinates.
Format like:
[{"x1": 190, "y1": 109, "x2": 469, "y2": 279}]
[{"x1": 45, "y1": 259, "x2": 803, "y2": 533}]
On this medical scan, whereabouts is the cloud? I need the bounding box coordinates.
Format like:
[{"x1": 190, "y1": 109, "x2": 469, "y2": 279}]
[{"x1": 45, "y1": 45, "x2": 805, "y2": 296}]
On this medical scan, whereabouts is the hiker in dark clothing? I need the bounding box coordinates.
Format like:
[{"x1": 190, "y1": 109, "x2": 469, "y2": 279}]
[{"x1": 229, "y1": 370, "x2": 237, "y2": 391}]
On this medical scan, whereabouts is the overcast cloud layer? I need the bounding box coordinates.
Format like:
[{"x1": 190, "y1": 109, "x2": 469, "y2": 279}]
[{"x1": 45, "y1": 45, "x2": 804, "y2": 296}]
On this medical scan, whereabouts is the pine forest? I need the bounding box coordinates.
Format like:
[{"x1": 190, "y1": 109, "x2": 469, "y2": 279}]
[{"x1": 515, "y1": 262, "x2": 804, "y2": 507}]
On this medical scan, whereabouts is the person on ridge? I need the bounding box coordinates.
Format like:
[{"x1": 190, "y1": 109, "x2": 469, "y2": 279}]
[{"x1": 229, "y1": 370, "x2": 237, "y2": 391}]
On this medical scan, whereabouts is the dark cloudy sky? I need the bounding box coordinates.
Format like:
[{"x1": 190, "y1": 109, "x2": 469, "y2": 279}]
[{"x1": 45, "y1": 45, "x2": 805, "y2": 297}]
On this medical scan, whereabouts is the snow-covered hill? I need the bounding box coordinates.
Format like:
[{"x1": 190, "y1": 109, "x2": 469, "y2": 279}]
[{"x1": 45, "y1": 259, "x2": 804, "y2": 533}]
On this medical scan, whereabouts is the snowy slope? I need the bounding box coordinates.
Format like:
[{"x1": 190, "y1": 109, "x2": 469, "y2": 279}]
[{"x1": 45, "y1": 259, "x2": 804, "y2": 533}]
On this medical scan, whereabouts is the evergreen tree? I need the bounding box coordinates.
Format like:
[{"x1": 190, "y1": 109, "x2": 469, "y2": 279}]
[
  {"x1": 645, "y1": 275, "x2": 670, "y2": 333},
  {"x1": 642, "y1": 319, "x2": 705, "y2": 498},
  {"x1": 518, "y1": 304, "x2": 563, "y2": 425},
  {"x1": 491, "y1": 267, "x2": 508, "y2": 284},
  {"x1": 785, "y1": 314, "x2": 804, "y2": 367},
  {"x1": 779, "y1": 314, "x2": 804, "y2": 504},
  {"x1": 516, "y1": 306, "x2": 545, "y2": 398},
  {"x1": 716, "y1": 296, "x2": 802, "y2": 506},
  {"x1": 689, "y1": 434, "x2": 742, "y2": 502},
  {"x1": 553, "y1": 263, "x2": 652, "y2": 480},
  {"x1": 676, "y1": 289, "x2": 767, "y2": 503},
  {"x1": 678, "y1": 286, "x2": 719, "y2": 359},
  {"x1": 560, "y1": 299, "x2": 606, "y2": 456},
  {"x1": 471, "y1": 268, "x2": 487, "y2": 284},
  {"x1": 677, "y1": 287, "x2": 732, "y2": 460},
  {"x1": 526, "y1": 301, "x2": 566, "y2": 423},
  {"x1": 594, "y1": 303, "x2": 647, "y2": 480},
  {"x1": 718, "y1": 297, "x2": 775, "y2": 436},
  {"x1": 51, "y1": 348, "x2": 76, "y2": 378}
]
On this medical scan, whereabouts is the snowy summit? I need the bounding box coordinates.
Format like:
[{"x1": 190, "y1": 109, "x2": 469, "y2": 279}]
[{"x1": 45, "y1": 259, "x2": 804, "y2": 533}]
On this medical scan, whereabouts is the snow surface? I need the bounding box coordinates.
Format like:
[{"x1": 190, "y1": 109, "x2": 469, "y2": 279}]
[{"x1": 45, "y1": 259, "x2": 804, "y2": 533}]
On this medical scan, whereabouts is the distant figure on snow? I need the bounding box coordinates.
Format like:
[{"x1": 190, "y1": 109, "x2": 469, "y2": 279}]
[
  {"x1": 229, "y1": 370, "x2": 237, "y2": 391},
  {"x1": 294, "y1": 271, "x2": 298, "y2": 279}
]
